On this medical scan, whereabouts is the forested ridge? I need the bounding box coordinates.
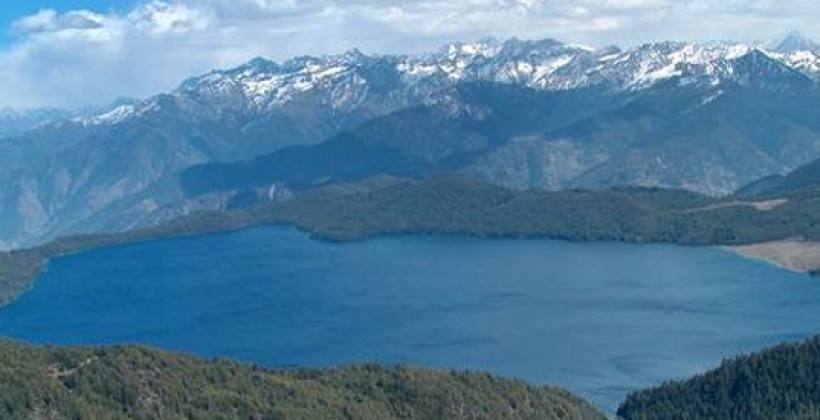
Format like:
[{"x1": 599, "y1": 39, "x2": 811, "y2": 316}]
[
  {"x1": 267, "y1": 176, "x2": 820, "y2": 245},
  {"x1": 618, "y1": 337, "x2": 820, "y2": 420},
  {"x1": 0, "y1": 340, "x2": 604, "y2": 420}
]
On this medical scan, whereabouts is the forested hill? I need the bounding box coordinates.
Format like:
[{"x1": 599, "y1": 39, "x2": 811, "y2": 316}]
[
  {"x1": 0, "y1": 340, "x2": 604, "y2": 420},
  {"x1": 617, "y1": 336, "x2": 820, "y2": 420},
  {"x1": 266, "y1": 176, "x2": 820, "y2": 245}
]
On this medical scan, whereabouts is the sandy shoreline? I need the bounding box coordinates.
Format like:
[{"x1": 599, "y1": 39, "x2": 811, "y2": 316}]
[{"x1": 726, "y1": 240, "x2": 820, "y2": 274}]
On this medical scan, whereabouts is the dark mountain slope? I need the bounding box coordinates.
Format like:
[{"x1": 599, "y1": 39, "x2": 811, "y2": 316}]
[
  {"x1": 179, "y1": 106, "x2": 482, "y2": 196},
  {"x1": 736, "y1": 156, "x2": 820, "y2": 197},
  {"x1": 180, "y1": 83, "x2": 617, "y2": 196}
]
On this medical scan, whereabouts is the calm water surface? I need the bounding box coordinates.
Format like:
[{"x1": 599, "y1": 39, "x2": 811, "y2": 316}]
[{"x1": 1, "y1": 226, "x2": 819, "y2": 412}]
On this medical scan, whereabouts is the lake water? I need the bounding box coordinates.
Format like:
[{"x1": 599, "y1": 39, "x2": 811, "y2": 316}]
[{"x1": 1, "y1": 226, "x2": 819, "y2": 413}]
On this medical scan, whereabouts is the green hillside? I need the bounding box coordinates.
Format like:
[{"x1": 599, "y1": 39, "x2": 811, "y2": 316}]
[
  {"x1": 267, "y1": 176, "x2": 819, "y2": 245},
  {"x1": 618, "y1": 336, "x2": 820, "y2": 420},
  {"x1": 0, "y1": 340, "x2": 603, "y2": 420}
]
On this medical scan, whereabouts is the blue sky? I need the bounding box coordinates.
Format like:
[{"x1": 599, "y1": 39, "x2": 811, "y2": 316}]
[{"x1": 2, "y1": 0, "x2": 820, "y2": 109}]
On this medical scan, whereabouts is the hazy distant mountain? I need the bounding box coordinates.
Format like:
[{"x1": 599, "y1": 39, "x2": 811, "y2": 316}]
[
  {"x1": 0, "y1": 108, "x2": 71, "y2": 138},
  {"x1": 0, "y1": 99, "x2": 141, "y2": 139},
  {"x1": 772, "y1": 31, "x2": 820, "y2": 53},
  {"x1": 5, "y1": 35, "x2": 820, "y2": 248}
]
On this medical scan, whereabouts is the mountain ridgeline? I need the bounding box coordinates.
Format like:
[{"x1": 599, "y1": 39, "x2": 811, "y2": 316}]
[{"x1": 5, "y1": 35, "x2": 820, "y2": 248}]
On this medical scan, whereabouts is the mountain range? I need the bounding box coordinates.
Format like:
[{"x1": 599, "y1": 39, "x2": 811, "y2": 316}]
[{"x1": 4, "y1": 33, "x2": 820, "y2": 248}]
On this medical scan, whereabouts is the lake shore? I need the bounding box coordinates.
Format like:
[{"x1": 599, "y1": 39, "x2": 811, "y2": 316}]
[
  {"x1": 4, "y1": 176, "x2": 820, "y2": 307},
  {"x1": 726, "y1": 240, "x2": 820, "y2": 274}
]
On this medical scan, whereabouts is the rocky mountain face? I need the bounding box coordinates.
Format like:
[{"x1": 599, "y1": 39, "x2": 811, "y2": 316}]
[{"x1": 5, "y1": 34, "x2": 820, "y2": 248}]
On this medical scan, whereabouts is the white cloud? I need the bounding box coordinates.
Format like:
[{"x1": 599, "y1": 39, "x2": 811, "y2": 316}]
[
  {"x1": 128, "y1": 2, "x2": 213, "y2": 36},
  {"x1": 13, "y1": 9, "x2": 61, "y2": 33},
  {"x1": 12, "y1": 9, "x2": 108, "y2": 38},
  {"x1": 2, "y1": 0, "x2": 820, "y2": 108}
]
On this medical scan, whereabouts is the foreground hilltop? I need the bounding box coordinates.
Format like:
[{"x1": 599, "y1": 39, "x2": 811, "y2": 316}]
[
  {"x1": 5, "y1": 335, "x2": 820, "y2": 419},
  {"x1": 0, "y1": 340, "x2": 603, "y2": 420},
  {"x1": 619, "y1": 337, "x2": 820, "y2": 419}
]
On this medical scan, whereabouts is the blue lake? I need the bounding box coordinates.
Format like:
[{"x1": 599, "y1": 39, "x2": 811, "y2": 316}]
[{"x1": 1, "y1": 226, "x2": 819, "y2": 413}]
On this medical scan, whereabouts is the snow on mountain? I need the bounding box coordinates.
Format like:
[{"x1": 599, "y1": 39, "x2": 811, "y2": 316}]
[
  {"x1": 595, "y1": 41, "x2": 752, "y2": 87},
  {"x1": 174, "y1": 36, "x2": 820, "y2": 107},
  {"x1": 772, "y1": 50, "x2": 820, "y2": 77},
  {"x1": 70, "y1": 98, "x2": 163, "y2": 127},
  {"x1": 174, "y1": 49, "x2": 382, "y2": 113},
  {"x1": 0, "y1": 100, "x2": 140, "y2": 137},
  {"x1": 75, "y1": 105, "x2": 137, "y2": 126},
  {"x1": 69, "y1": 34, "x2": 820, "y2": 128}
]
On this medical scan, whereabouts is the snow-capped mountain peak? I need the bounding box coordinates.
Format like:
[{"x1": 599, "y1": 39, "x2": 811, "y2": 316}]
[
  {"x1": 69, "y1": 34, "x2": 820, "y2": 125},
  {"x1": 444, "y1": 39, "x2": 502, "y2": 60}
]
